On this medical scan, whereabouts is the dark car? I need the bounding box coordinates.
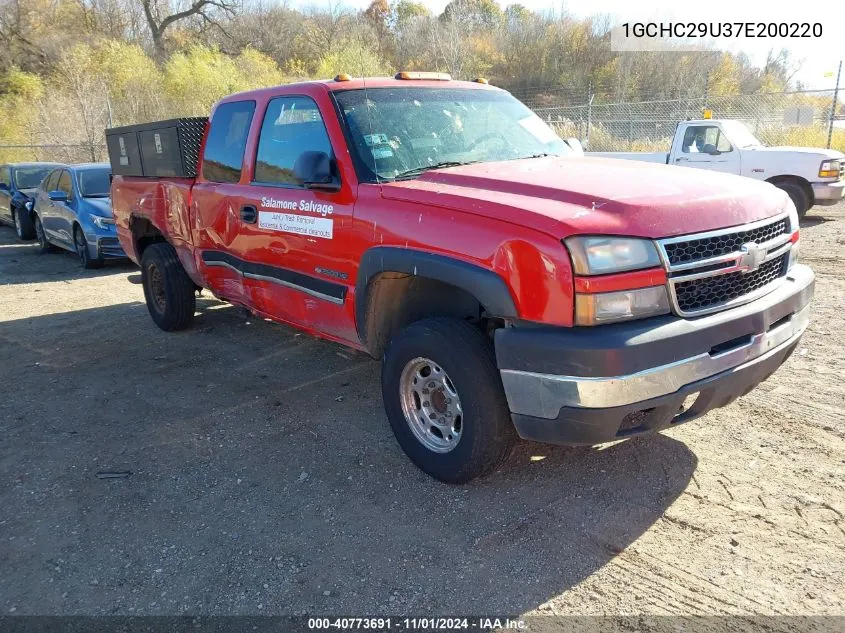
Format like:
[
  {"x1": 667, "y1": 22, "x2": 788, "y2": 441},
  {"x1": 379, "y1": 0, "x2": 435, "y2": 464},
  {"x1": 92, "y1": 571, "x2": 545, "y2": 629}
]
[
  {"x1": 32, "y1": 163, "x2": 125, "y2": 269},
  {"x1": 0, "y1": 162, "x2": 64, "y2": 239}
]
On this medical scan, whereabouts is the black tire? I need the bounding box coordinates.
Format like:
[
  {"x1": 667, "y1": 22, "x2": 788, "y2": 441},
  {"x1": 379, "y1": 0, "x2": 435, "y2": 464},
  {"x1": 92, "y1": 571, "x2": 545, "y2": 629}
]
[
  {"x1": 140, "y1": 242, "x2": 196, "y2": 331},
  {"x1": 381, "y1": 317, "x2": 516, "y2": 484},
  {"x1": 12, "y1": 206, "x2": 35, "y2": 240},
  {"x1": 776, "y1": 181, "x2": 810, "y2": 219},
  {"x1": 74, "y1": 225, "x2": 103, "y2": 270},
  {"x1": 33, "y1": 214, "x2": 54, "y2": 253}
]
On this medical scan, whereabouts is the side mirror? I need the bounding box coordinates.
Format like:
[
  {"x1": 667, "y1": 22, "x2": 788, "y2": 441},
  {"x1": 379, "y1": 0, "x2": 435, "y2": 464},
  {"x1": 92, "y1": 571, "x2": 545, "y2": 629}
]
[
  {"x1": 293, "y1": 151, "x2": 339, "y2": 191},
  {"x1": 48, "y1": 190, "x2": 68, "y2": 203},
  {"x1": 702, "y1": 144, "x2": 721, "y2": 156},
  {"x1": 0, "y1": 182, "x2": 8, "y2": 191}
]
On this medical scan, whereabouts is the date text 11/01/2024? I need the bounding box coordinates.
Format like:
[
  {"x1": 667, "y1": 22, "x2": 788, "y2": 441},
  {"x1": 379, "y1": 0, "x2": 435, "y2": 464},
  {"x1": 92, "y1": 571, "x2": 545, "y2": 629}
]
[{"x1": 307, "y1": 618, "x2": 527, "y2": 630}]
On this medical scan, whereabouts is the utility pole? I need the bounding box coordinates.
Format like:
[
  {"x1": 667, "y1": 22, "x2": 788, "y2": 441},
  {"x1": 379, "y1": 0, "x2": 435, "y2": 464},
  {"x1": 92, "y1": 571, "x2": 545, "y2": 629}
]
[{"x1": 827, "y1": 60, "x2": 842, "y2": 149}]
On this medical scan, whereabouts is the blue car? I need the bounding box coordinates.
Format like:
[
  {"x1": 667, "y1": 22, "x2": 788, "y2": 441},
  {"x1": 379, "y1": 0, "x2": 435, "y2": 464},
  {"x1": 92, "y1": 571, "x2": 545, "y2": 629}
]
[
  {"x1": 32, "y1": 163, "x2": 125, "y2": 269},
  {"x1": 0, "y1": 162, "x2": 64, "y2": 240}
]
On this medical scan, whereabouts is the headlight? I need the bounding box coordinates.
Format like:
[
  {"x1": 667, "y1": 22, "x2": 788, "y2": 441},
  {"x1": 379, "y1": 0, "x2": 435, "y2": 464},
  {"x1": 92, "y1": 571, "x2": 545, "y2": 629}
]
[
  {"x1": 92, "y1": 216, "x2": 115, "y2": 229},
  {"x1": 565, "y1": 236, "x2": 661, "y2": 275},
  {"x1": 575, "y1": 286, "x2": 670, "y2": 326},
  {"x1": 24, "y1": 200, "x2": 33, "y2": 211},
  {"x1": 786, "y1": 198, "x2": 799, "y2": 233},
  {"x1": 786, "y1": 197, "x2": 799, "y2": 270},
  {"x1": 819, "y1": 159, "x2": 840, "y2": 178}
]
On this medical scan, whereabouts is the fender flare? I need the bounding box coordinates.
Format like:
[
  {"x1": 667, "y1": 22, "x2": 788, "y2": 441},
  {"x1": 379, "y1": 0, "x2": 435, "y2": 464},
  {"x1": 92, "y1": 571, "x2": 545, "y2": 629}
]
[{"x1": 355, "y1": 246, "x2": 518, "y2": 340}]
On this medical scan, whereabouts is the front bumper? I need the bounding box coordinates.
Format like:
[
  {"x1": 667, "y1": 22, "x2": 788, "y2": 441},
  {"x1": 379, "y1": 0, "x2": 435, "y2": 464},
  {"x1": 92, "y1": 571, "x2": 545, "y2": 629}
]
[
  {"x1": 811, "y1": 180, "x2": 845, "y2": 205},
  {"x1": 495, "y1": 264, "x2": 814, "y2": 445},
  {"x1": 94, "y1": 236, "x2": 126, "y2": 259}
]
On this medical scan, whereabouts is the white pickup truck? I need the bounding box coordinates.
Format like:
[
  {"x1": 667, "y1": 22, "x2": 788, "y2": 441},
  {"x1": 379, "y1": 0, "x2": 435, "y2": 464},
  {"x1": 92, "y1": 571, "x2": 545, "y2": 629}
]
[{"x1": 589, "y1": 119, "x2": 845, "y2": 217}]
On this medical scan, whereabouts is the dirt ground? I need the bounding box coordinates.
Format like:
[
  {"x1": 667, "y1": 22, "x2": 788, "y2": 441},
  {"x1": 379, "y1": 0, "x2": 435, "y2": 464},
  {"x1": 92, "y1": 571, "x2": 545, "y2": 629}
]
[{"x1": 0, "y1": 204, "x2": 843, "y2": 620}]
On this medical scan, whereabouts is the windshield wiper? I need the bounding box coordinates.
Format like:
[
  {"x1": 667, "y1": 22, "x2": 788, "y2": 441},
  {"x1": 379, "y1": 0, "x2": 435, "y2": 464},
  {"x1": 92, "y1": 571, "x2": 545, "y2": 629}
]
[
  {"x1": 393, "y1": 161, "x2": 478, "y2": 180},
  {"x1": 83, "y1": 193, "x2": 110, "y2": 198}
]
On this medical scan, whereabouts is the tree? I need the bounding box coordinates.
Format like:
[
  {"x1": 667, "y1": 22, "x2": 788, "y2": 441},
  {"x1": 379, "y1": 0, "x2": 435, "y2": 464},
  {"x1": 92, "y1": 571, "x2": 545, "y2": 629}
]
[{"x1": 140, "y1": 0, "x2": 238, "y2": 60}]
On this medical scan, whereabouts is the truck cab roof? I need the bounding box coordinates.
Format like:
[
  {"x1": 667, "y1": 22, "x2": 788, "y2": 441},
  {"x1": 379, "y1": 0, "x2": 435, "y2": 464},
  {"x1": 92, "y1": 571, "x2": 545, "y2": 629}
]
[{"x1": 216, "y1": 76, "x2": 502, "y2": 105}]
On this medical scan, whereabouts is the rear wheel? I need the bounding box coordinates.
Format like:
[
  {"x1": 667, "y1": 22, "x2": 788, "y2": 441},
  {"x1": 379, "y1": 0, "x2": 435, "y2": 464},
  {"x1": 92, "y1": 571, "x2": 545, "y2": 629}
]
[
  {"x1": 775, "y1": 181, "x2": 810, "y2": 219},
  {"x1": 74, "y1": 226, "x2": 103, "y2": 269},
  {"x1": 33, "y1": 215, "x2": 54, "y2": 253},
  {"x1": 381, "y1": 317, "x2": 516, "y2": 484},
  {"x1": 141, "y1": 242, "x2": 196, "y2": 331}
]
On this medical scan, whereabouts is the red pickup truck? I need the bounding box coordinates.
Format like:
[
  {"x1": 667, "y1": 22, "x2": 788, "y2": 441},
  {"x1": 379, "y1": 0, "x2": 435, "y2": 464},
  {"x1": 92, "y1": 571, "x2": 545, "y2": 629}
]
[{"x1": 109, "y1": 73, "x2": 814, "y2": 483}]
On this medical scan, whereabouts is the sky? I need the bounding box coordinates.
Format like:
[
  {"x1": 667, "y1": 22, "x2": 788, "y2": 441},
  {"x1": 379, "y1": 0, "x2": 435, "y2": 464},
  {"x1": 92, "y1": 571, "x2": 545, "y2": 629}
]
[{"x1": 292, "y1": 0, "x2": 845, "y2": 89}]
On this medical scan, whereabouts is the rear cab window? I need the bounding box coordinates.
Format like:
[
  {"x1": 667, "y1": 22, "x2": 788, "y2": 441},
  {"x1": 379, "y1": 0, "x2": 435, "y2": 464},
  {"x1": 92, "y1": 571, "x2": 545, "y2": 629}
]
[
  {"x1": 0, "y1": 166, "x2": 10, "y2": 189},
  {"x1": 202, "y1": 100, "x2": 256, "y2": 183},
  {"x1": 253, "y1": 96, "x2": 334, "y2": 187}
]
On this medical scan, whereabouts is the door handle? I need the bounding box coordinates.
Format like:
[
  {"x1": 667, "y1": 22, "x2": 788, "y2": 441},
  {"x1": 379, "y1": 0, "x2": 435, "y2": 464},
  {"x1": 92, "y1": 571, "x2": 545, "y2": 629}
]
[
  {"x1": 675, "y1": 157, "x2": 689, "y2": 162},
  {"x1": 240, "y1": 205, "x2": 257, "y2": 224}
]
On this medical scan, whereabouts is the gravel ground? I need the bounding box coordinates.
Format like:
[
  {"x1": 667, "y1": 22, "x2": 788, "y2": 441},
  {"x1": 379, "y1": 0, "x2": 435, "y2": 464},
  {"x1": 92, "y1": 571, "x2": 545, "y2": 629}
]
[{"x1": 0, "y1": 204, "x2": 843, "y2": 618}]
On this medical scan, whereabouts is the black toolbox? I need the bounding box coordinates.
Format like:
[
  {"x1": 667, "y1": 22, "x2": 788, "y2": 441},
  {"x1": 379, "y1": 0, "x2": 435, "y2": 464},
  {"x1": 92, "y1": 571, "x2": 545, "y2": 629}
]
[{"x1": 105, "y1": 117, "x2": 208, "y2": 178}]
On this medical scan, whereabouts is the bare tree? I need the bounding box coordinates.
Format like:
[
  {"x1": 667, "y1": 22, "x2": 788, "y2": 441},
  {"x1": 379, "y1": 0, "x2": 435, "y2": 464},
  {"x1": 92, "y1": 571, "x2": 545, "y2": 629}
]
[{"x1": 140, "y1": 0, "x2": 238, "y2": 59}]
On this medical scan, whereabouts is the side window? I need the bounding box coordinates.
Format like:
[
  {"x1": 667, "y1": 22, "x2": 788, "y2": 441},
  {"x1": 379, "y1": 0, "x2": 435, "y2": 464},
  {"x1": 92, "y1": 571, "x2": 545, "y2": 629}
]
[
  {"x1": 254, "y1": 96, "x2": 333, "y2": 187},
  {"x1": 202, "y1": 100, "x2": 256, "y2": 184},
  {"x1": 44, "y1": 171, "x2": 59, "y2": 192},
  {"x1": 682, "y1": 126, "x2": 731, "y2": 154},
  {"x1": 58, "y1": 171, "x2": 73, "y2": 200},
  {"x1": 0, "y1": 166, "x2": 10, "y2": 188}
]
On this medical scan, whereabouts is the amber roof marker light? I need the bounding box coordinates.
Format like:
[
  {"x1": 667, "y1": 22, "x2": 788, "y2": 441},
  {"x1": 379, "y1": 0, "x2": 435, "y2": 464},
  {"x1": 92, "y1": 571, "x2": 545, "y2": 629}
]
[
  {"x1": 472, "y1": 78, "x2": 489, "y2": 84},
  {"x1": 334, "y1": 73, "x2": 352, "y2": 82},
  {"x1": 395, "y1": 71, "x2": 452, "y2": 81}
]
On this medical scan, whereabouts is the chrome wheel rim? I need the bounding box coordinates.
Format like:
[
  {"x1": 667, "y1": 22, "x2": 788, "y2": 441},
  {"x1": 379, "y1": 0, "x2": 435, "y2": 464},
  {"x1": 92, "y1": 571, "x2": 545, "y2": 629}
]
[{"x1": 399, "y1": 357, "x2": 463, "y2": 453}]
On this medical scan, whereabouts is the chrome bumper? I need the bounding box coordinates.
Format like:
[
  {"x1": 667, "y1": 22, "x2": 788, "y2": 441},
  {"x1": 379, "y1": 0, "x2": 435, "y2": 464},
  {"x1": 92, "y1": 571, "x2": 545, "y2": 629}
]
[
  {"x1": 500, "y1": 303, "x2": 809, "y2": 419},
  {"x1": 811, "y1": 180, "x2": 845, "y2": 203}
]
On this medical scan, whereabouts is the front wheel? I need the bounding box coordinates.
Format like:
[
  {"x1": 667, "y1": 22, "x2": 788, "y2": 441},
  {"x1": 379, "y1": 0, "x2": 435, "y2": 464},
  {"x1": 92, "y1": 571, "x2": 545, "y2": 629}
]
[
  {"x1": 776, "y1": 181, "x2": 810, "y2": 219},
  {"x1": 74, "y1": 226, "x2": 103, "y2": 270},
  {"x1": 140, "y1": 242, "x2": 196, "y2": 331},
  {"x1": 381, "y1": 317, "x2": 516, "y2": 484}
]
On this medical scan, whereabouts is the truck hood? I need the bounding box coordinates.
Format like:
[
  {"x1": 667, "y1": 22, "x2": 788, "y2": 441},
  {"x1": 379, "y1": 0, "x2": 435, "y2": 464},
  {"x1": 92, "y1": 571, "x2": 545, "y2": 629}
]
[
  {"x1": 379, "y1": 156, "x2": 791, "y2": 239},
  {"x1": 745, "y1": 145, "x2": 845, "y2": 159}
]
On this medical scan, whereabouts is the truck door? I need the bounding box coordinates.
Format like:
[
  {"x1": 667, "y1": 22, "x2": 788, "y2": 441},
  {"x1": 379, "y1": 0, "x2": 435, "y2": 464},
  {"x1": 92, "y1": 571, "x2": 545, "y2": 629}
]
[
  {"x1": 191, "y1": 95, "x2": 357, "y2": 344},
  {"x1": 239, "y1": 94, "x2": 357, "y2": 343},
  {"x1": 672, "y1": 124, "x2": 740, "y2": 174}
]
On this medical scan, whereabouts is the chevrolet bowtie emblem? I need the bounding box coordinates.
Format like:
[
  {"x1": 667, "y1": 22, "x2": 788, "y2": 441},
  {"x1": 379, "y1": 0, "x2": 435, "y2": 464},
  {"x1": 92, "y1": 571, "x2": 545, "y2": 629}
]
[{"x1": 738, "y1": 242, "x2": 766, "y2": 273}]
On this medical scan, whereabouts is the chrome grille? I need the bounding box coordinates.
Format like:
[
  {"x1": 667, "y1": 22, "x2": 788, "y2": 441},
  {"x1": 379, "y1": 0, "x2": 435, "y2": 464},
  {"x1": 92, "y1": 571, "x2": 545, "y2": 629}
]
[
  {"x1": 657, "y1": 213, "x2": 793, "y2": 317},
  {"x1": 664, "y1": 218, "x2": 788, "y2": 266},
  {"x1": 674, "y1": 253, "x2": 788, "y2": 313}
]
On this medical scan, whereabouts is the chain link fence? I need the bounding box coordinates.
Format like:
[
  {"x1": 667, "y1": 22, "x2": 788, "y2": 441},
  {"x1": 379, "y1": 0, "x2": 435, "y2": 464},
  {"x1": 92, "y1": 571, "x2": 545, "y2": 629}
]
[{"x1": 529, "y1": 89, "x2": 843, "y2": 153}]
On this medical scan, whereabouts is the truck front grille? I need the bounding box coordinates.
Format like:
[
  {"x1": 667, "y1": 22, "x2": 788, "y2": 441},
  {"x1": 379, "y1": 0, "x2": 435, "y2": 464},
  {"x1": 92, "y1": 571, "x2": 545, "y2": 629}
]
[
  {"x1": 674, "y1": 253, "x2": 788, "y2": 313},
  {"x1": 657, "y1": 213, "x2": 793, "y2": 317},
  {"x1": 664, "y1": 217, "x2": 788, "y2": 266}
]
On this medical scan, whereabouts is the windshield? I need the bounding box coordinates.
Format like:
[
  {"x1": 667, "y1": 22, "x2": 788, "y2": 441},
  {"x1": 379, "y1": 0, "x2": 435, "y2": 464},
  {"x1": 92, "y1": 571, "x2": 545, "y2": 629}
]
[
  {"x1": 13, "y1": 167, "x2": 53, "y2": 190},
  {"x1": 721, "y1": 121, "x2": 765, "y2": 148},
  {"x1": 77, "y1": 168, "x2": 111, "y2": 198},
  {"x1": 334, "y1": 87, "x2": 570, "y2": 181}
]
